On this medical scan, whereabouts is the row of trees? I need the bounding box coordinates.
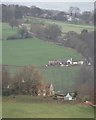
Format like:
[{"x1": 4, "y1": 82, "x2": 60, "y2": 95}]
[
  {"x1": 7, "y1": 22, "x2": 62, "y2": 41},
  {"x1": 74, "y1": 65, "x2": 94, "y2": 102},
  {"x1": 2, "y1": 65, "x2": 94, "y2": 102},
  {"x1": 63, "y1": 30, "x2": 94, "y2": 102},
  {"x1": 30, "y1": 24, "x2": 94, "y2": 65},
  {"x1": 63, "y1": 30, "x2": 94, "y2": 64},
  {"x1": 1, "y1": 4, "x2": 94, "y2": 25},
  {"x1": 7, "y1": 19, "x2": 94, "y2": 65},
  {"x1": 2, "y1": 65, "x2": 44, "y2": 96},
  {"x1": 30, "y1": 23, "x2": 62, "y2": 40}
]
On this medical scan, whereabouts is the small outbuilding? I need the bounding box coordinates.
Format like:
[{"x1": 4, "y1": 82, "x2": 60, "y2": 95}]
[
  {"x1": 64, "y1": 93, "x2": 72, "y2": 100},
  {"x1": 66, "y1": 58, "x2": 72, "y2": 65}
]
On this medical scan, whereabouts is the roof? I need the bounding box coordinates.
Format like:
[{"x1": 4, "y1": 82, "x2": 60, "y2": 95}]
[{"x1": 65, "y1": 93, "x2": 72, "y2": 98}]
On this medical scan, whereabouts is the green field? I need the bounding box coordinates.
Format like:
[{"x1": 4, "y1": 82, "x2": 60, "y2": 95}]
[
  {"x1": 2, "y1": 22, "x2": 84, "y2": 91},
  {"x1": 2, "y1": 38, "x2": 83, "y2": 65},
  {"x1": 2, "y1": 22, "x2": 17, "y2": 40},
  {"x1": 2, "y1": 96, "x2": 94, "y2": 118},
  {"x1": 29, "y1": 17, "x2": 94, "y2": 33},
  {"x1": 2, "y1": 22, "x2": 94, "y2": 118},
  {"x1": 2, "y1": 38, "x2": 82, "y2": 91}
]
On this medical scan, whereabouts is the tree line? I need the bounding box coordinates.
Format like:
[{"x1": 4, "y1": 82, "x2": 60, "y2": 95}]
[
  {"x1": 74, "y1": 65, "x2": 94, "y2": 102},
  {"x1": 7, "y1": 18, "x2": 94, "y2": 65},
  {"x1": 2, "y1": 65, "x2": 44, "y2": 96},
  {"x1": 63, "y1": 30, "x2": 94, "y2": 64},
  {"x1": 1, "y1": 4, "x2": 94, "y2": 25}
]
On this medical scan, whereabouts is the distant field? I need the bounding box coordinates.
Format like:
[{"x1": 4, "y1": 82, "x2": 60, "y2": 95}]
[
  {"x1": 2, "y1": 38, "x2": 83, "y2": 65},
  {"x1": 2, "y1": 96, "x2": 94, "y2": 118},
  {"x1": 2, "y1": 22, "x2": 17, "y2": 40},
  {"x1": 29, "y1": 17, "x2": 94, "y2": 33},
  {"x1": 2, "y1": 19, "x2": 94, "y2": 41},
  {"x1": 2, "y1": 22, "x2": 83, "y2": 91}
]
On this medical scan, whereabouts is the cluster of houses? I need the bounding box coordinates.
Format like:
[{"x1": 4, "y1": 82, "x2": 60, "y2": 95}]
[{"x1": 45, "y1": 58, "x2": 84, "y2": 67}]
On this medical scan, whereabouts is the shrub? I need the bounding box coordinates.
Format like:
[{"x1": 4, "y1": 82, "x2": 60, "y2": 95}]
[
  {"x1": 12, "y1": 65, "x2": 44, "y2": 95},
  {"x1": 2, "y1": 66, "x2": 12, "y2": 96},
  {"x1": 7, "y1": 34, "x2": 22, "y2": 40}
]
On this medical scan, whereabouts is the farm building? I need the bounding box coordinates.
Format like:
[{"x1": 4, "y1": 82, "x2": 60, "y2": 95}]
[
  {"x1": 77, "y1": 61, "x2": 84, "y2": 65},
  {"x1": 66, "y1": 58, "x2": 73, "y2": 65},
  {"x1": 37, "y1": 83, "x2": 54, "y2": 97},
  {"x1": 64, "y1": 93, "x2": 73, "y2": 100}
]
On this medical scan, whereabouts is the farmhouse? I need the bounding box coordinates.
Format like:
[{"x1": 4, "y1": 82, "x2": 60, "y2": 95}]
[
  {"x1": 37, "y1": 83, "x2": 54, "y2": 97},
  {"x1": 77, "y1": 61, "x2": 84, "y2": 65},
  {"x1": 45, "y1": 58, "x2": 85, "y2": 67},
  {"x1": 72, "y1": 61, "x2": 78, "y2": 65},
  {"x1": 47, "y1": 58, "x2": 73, "y2": 67},
  {"x1": 54, "y1": 92, "x2": 77, "y2": 101},
  {"x1": 66, "y1": 58, "x2": 72, "y2": 65},
  {"x1": 64, "y1": 93, "x2": 73, "y2": 100}
]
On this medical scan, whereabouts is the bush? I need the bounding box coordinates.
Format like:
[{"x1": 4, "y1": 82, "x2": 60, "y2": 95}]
[
  {"x1": 2, "y1": 66, "x2": 12, "y2": 96},
  {"x1": 74, "y1": 66, "x2": 94, "y2": 102},
  {"x1": 7, "y1": 34, "x2": 22, "y2": 40},
  {"x1": 45, "y1": 24, "x2": 62, "y2": 40},
  {"x1": 30, "y1": 23, "x2": 62, "y2": 41},
  {"x1": 12, "y1": 65, "x2": 44, "y2": 95},
  {"x1": 7, "y1": 32, "x2": 32, "y2": 40}
]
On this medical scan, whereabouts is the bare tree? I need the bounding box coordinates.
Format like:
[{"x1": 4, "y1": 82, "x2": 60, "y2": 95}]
[
  {"x1": 12, "y1": 65, "x2": 44, "y2": 95},
  {"x1": 69, "y1": 6, "x2": 80, "y2": 17}
]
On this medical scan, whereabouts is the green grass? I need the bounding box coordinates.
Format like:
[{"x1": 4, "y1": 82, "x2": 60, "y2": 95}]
[
  {"x1": 2, "y1": 38, "x2": 82, "y2": 91},
  {"x1": 2, "y1": 38, "x2": 82, "y2": 66},
  {"x1": 0, "y1": 22, "x2": 2, "y2": 39},
  {"x1": 2, "y1": 21, "x2": 94, "y2": 119},
  {"x1": 29, "y1": 17, "x2": 94, "y2": 33},
  {"x1": 41, "y1": 66, "x2": 80, "y2": 91},
  {"x1": 2, "y1": 96, "x2": 94, "y2": 118},
  {"x1": 2, "y1": 22, "x2": 84, "y2": 91},
  {"x1": 0, "y1": 40, "x2": 2, "y2": 64},
  {"x1": 2, "y1": 22, "x2": 17, "y2": 40}
]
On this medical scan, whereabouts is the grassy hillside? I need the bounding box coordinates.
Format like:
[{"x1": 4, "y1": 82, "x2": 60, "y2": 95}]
[
  {"x1": 2, "y1": 19, "x2": 94, "y2": 41},
  {"x1": 2, "y1": 38, "x2": 83, "y2": 65},
  {"x1": 2, "y1": 22, "x2": 84, "y2": 91},
  {"x1": 41, "y1": 66, "x2": 80, "y2": 91},
  {"x1": 2, "y1": 22, "x2": 17, "y2": 40},
  {"x1": 2, "y1": 38, "x2": 82, "y2": 91},
  {"x1": 29, "y1": 17, "x2": 94, "y2": 33},
  {"x1": 2, "y1": 96, "x2": 94, "y2": 118}
]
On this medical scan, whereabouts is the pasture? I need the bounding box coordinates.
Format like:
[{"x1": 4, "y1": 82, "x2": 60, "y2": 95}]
[
  {"x1": 27, "y1": 17, "x2": 94, "y2": 33},
  {"x1": 2, "y1": 95, "x2": 94, "y2": 118},
  {"x1": 2, "y1": 22, "x2": 84, "y2": 91},
  {"x1": 2, "y1": 22, "x2": 94, "y2": 118},
  {"x1": 2, "y1": 38, "x2": 83, "y2": 65},
  {"x1": 2, "y1": 38, "x2": 82, "y2": 91},
  {"x1": 2, "y1": 22, "x2": 17, "y2": 40}
]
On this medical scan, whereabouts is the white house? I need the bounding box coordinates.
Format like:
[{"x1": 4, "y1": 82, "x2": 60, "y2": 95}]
[
  {"x1": 64, "y1": 93, "x2": 72, "y2": 100},
  {"x1": 77, "y1": 61, "x2": 84, "y2": 65},
  {"x1": 66, "y1": 58, "x2": 73, "y2": 65},
  {"x1": 67, "y1": 15, "x2": 73, "y2": 22},
  {"x1": 73, "y1": 61, "x2": 78, "y2": 65}
]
